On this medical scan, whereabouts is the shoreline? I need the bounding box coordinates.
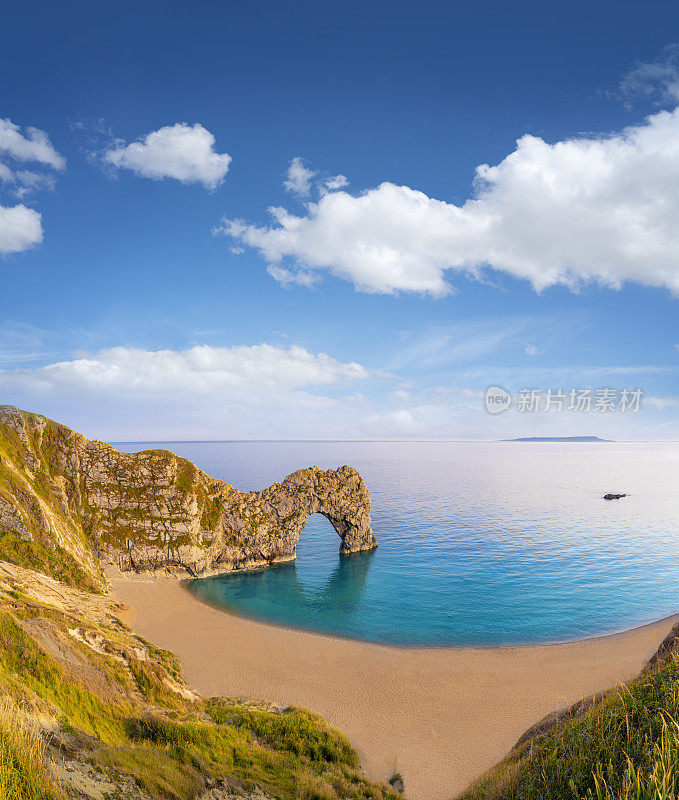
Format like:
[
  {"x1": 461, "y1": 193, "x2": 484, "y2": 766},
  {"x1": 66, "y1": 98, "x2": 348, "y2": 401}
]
[
  {"x1": 111, "y1": 568, "x2": 679, "y2": 800},
  {"x1": 181, "y1": 574, "x2": 679, "y2": 651}
]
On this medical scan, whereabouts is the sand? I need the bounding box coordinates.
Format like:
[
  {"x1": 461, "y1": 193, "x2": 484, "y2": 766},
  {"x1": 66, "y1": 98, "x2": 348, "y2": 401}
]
[{"x1": 111, "y1": 571, "x2": 678, "y2": 800}]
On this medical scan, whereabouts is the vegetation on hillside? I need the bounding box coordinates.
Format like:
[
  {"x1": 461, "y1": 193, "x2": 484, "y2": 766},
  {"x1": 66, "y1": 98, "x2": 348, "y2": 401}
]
[
  {"x1": 0, "y1": 532, "x2": 101, "y2": 594},
  {"x1": 0, "y1": 413, "x2": 105, "y2": 593},
  {"x1": 0, "y1": 576, "x2": 400, "y2": 800},
  {"x1": 0, "y1": 700, "x2": 62, "y2": 800},
  {"x1": 458, "y1": 631, "x2": 679, "y2": 800}
]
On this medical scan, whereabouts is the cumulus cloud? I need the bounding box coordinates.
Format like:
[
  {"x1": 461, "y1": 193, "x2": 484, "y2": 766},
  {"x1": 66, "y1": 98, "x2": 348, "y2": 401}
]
[
  {"x1": 0, "y1": 119, "x2": 65, "y2": 170},
  {"x1": 0, "y1": 339, "x2": 492, "y2": 440},
  {"x1": 104, "y1": 123, "x2": 231, "y2": 189},
  {"x1": 284, "y1": 157, "x2": 316, "y2": 197},
  {"x1": 1, "y1": 343, "x2": 369, "y2": 396},
  {"x1": 0, "y1": 120, "x2": 63, "y2": 242},
  {"x1": 282, "y1": 159, "x2": 347, "y2": 198},
  {"x1": 0, "y1": 343, "x2": 376, "y2": 439},
  {"x1": 220, "y1": 107, "x2": 679, "y2": 296},
  {"x1": 0, "y1": 205, "x2": 42, "y2": 255}
]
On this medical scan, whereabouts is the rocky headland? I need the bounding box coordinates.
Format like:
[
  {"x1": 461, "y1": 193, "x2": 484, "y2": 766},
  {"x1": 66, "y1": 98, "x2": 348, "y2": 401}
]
[
  {"x1": 0, "y1": 405, "x2": 377, "y2": 589},
  {"x1": 0, "y1": 407, "x2": 394, "y2": 800}
]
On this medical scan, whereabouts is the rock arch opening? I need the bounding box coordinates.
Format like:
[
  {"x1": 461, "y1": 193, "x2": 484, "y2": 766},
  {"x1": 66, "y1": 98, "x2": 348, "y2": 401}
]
[{"x1": 294, "y1": 514, "x2": 340, "y2": 589}]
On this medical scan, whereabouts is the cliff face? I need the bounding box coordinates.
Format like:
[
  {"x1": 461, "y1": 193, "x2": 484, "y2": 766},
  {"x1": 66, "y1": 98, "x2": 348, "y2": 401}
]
[{"x1": 0, "y1": 406, "x2": 377, "y2": 586}]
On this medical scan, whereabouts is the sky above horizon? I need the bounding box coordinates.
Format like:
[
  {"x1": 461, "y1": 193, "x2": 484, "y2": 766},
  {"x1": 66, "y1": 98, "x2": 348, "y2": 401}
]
[{"x1": 2, "y1": 0, "x2": 679, "y2": 441}]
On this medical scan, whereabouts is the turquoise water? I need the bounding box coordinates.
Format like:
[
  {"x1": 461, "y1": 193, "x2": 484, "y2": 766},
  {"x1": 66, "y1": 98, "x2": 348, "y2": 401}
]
[{"x1": 116, "y1": 441, "x2": 679, "y2": 646}]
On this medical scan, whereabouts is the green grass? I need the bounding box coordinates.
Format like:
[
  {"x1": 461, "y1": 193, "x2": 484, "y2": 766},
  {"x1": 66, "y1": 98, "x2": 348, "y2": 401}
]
[
  {"x1": 458, "y1": 650, "x2": 679, "y2": 800},
  {"x1": 143, "y1": 639, "x2": 184, "y2": 682},
  {"x1": 96, "y1": 744, "x2": 201, "y2": 800},
  {"x1": 0, "y1": 531, "x2": 101, "y2": 593},
  {"x1": 0, "y1": 611, "x2": 128, "y2": 744},
  {"x1": 119, "y1": 713, "x2": 392, "y2": 800},
  {"x1": 174, "y1": 458, "x2": 198, "y2": 495},
  {"x1": 95, "y1": 710, "x2": 398, "y2": 800},
  {"x1": 128, "y1": 659, "x2": 190, "y2": 709},
  {"x1": 0, "y1": 701, "x2": 63, "y2": 800},
  {"x1": 0, "y1": 597, "x2": 399, "y2": 800},
  {"x1": 199, "y1": 490, "x2": 223, "y2": 530},
  {"x1": 207, "y1": 700, "x2": 359, "y2": 767}
]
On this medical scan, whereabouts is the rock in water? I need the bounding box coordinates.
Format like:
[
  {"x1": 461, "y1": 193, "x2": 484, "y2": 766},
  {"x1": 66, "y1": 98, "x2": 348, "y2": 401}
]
[{"x1": 0, "y1": 405, "x2": 377, "y2": 583}]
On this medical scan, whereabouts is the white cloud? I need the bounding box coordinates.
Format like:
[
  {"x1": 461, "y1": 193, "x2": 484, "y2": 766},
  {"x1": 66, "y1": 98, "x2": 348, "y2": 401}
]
[
  {"x1": 282, "y1": 159, "x2": 347, "y2": 198},
  {"x1": 0, "y1": 119, "x2": 65, "y2": 170},
  {"x1": 0, "y1": 167, "x2": 56, "y2": 199},
  {"x1": 221, "y1": 107, "x2": 679, "y2": 296},
  {"x1": 619, "y1": 44, "x2": 679, "y2": 107},
  {"x1": 266, "y1": 263, "x2": 320, "y2": 288},
  {"x1": 0, "y1": 343, "x2": 376, "y2": 440},
  {"x1": 0, "y1": 204, "x2": 42, "y2": 255},
  {"x1": 3, "y1": 339, "x2": 679, "y2": 440},
  {"x1": 1, "y1": 343, "x2": 368, "y2": 397},
  {"x1": 104, "y1": 123, "x2": 231, "y2": 189},
  {"x1": 324, "y1": 174, "x2": 349, "y2": 191},
  {"x1": 284, "y1": 157, "x2": 316, "y2": 197},
  {"x1": 0, "y1": 119, "x2": 63, "y2": 221},
  {"x1": 12, "y1": 170, "x2": 57, "y2": 198},
  {"x1": 524, "y1": 344, "x2": 540, "y2": 356}
]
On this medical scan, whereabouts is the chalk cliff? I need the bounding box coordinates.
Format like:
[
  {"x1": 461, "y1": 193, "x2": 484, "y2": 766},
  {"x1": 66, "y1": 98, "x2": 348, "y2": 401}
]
[{"x1": 0, "y1": 406, "x2": 377, "y2": 587}]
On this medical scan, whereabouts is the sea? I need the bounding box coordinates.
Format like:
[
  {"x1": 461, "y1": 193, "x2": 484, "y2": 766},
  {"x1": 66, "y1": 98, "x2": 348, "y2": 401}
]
[{"x1": 114, "y1": 440, "x2": 679, "y2": 647}]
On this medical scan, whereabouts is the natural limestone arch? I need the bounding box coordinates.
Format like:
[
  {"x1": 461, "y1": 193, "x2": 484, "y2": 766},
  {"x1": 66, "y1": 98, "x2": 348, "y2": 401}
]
[
  {"x1": 260, "y1": 466, "x2": 377, "y2": 559},
  {"x1": 0, "y1": 406, "x2": 378, "y2": 581}
]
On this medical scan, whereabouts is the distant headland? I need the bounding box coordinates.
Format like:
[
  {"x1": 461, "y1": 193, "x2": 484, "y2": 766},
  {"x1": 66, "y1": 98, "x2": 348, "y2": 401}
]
[{"x1": 503, "y1": 435, "x2": 612, "y2": 442}]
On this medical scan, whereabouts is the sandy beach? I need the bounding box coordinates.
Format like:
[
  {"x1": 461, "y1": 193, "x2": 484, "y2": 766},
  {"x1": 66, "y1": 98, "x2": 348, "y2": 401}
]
[{"x1": 111, "y1": 571, "x2": 678, "y2": 800}]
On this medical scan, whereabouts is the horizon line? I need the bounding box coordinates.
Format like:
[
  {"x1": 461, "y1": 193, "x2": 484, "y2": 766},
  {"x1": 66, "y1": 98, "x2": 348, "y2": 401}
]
[{"x1": 109, "y1": 437, "x2": 678, "y2": 445}]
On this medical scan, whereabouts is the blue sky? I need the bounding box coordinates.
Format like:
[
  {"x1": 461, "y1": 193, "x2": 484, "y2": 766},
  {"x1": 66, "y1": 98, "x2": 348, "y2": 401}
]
[{"x1": 1, "y1": 0, "x2": 679, "y2": 440}]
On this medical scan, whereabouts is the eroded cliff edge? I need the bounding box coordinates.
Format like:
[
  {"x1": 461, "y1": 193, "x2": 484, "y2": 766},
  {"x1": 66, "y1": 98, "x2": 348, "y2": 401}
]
[{"x1": 0, "y1": 406, "x2": 377, "y2": 588}]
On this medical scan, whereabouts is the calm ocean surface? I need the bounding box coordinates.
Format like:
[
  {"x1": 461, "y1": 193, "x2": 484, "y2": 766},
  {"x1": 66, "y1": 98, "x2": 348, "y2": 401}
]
[{"x1": 115, "y1": 441, "x2": 679, "y2": 647}]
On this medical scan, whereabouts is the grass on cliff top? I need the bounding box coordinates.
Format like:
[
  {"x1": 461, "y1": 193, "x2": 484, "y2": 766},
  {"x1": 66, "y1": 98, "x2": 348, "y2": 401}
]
[{"x1": 458, "y1": 646, "x2": 679, "y2": 800}]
